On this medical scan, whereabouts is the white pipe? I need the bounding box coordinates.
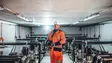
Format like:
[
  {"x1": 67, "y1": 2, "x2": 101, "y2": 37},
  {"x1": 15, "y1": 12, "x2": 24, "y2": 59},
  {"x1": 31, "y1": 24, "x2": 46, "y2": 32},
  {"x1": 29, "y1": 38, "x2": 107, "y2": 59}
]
[
  {"x1": 80, "y1": 7, "x2": 112, "y2": 22},
  {"x1": 1, "y1": 5, "x2": 30, "y2": 22}
]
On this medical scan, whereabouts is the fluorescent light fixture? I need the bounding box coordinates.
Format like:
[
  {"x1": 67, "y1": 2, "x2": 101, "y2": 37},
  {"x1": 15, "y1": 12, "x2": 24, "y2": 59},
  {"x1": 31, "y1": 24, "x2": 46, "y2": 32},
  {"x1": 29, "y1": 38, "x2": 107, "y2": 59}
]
[
  {"x1": 83, "y1": 14, "x2": 100, "y2": 21},
  {"x1": 17, "y1": 15, "x2": 29, "y2": 21}
]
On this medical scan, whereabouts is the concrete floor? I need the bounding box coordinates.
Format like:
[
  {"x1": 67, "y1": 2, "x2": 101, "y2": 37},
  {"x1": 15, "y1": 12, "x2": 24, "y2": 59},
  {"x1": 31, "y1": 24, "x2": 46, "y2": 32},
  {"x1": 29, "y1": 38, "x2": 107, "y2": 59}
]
[{"x1": 41, "y1": 54, "x2": 73, "y2": 63}]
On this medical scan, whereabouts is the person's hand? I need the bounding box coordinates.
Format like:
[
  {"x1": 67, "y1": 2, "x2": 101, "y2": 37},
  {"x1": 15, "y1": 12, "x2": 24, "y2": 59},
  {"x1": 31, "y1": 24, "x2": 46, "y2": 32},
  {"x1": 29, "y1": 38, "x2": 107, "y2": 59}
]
[{"x1": 47, "y1": 40, "x2": 52, "y2": 46}]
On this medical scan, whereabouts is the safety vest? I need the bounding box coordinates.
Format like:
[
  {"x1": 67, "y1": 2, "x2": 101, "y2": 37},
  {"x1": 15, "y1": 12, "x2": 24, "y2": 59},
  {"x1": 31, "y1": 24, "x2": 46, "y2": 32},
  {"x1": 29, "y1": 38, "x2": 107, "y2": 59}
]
[{"x1": 47, "y1": 30, "x2": 66, "y2": 48}]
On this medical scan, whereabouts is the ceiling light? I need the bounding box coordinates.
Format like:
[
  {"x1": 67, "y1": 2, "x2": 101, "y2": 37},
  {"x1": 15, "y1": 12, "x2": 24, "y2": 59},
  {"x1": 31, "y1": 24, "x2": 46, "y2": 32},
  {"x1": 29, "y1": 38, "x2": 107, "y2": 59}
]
[
  {"x1": 44, "y1": 25, "x2": 50, "y2": 31},
  {"x1": 17, "y1": 15, "x2": 29, "y2": 21},
  {"x1": 83, "y1": 14, "x2": 100, "y2": 21},
  {"x1": 43, "y1": 18, "x2": 52, "y2": 25},
  {"x1": 42, "y1": 12, "x2": 53, "y2": 25},
  {"x1": 73, "y1": 21, "x2": 79, "y2": 24}
]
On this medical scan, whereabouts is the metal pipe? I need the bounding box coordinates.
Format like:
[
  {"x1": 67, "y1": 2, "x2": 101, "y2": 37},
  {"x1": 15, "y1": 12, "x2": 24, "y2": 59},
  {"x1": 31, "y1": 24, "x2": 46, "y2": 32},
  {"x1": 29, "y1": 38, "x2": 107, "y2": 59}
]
[
  {"x1": 0, "y1": 42, "x2": 40, "y2": 45},
  {"x1": 38, "y1": 43, "x2": 41, "y2": 63},
  {"x1": 74, "y1": 41, "x2": 112, "y2": 44}
]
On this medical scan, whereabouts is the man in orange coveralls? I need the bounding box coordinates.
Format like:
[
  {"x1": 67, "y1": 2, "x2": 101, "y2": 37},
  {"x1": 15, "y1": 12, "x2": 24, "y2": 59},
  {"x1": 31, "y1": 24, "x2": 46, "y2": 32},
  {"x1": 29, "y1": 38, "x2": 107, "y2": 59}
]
[{"x1": 47, "y1": 23, "x2": 66, "y2": 63}]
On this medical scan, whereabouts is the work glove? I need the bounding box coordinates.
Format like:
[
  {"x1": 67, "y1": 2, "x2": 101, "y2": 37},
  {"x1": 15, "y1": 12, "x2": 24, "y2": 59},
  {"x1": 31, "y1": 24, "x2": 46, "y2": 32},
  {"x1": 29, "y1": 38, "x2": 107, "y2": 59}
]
[
  {"x1": 54, "y1": 47, "x2": 62, "y2": 52},
  {"x1": 54, "y1": 42, "x2": 61, "y2": 46},
  {"x1": 47, "y1": 40, "x2": 52, "y2": 46}
]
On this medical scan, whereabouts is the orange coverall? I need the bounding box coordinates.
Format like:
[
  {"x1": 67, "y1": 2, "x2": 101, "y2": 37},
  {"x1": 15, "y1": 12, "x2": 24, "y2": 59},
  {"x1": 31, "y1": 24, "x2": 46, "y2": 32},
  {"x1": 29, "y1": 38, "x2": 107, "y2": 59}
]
[{"x1": 47, "y1": 29, "x2": 66, "y2": 63}]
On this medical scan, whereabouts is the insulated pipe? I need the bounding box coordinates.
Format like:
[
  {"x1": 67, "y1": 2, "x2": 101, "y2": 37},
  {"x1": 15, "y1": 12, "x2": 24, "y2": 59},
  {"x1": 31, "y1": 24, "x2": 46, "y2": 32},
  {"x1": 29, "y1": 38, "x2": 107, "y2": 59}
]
[
  {"x1": 78, "y1": 7, "x2": 112, "y2": 24},
  {"x1": 1, "y1": 5, "x2": 30, "y2": 22}
]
